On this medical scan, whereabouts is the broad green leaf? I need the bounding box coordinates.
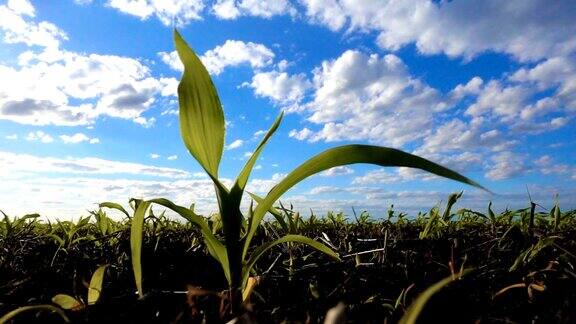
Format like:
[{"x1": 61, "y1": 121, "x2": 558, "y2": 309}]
[
  {"x1": 131, "y1": 200, "x2": 151, "y2": 298},
  {"x1": 232, "y1": 113, "x2": 283, "y2": 196},
  {"x1": 242, "y1": 234, "x2": 340, "y2": 287},
  {"x1": 399, "y1": 269, "x2": 471, "y2": 324},
  {"x1": 52, "y1": 294, "x2": 82, "y2": 310},
  {"x1": 174, "y1": 29, "x2": 225, "y2": 179},
  {"x1": 244, "y1": 145, "x2": 488, "y2": 256},
  {"x1": 0, "y1": 305, "x2": 71, "y2": 323},
  {"x1": 88, "y1": 265, "x2": 107, "y2": 305},
  {"x1": 99, "y1": 202, "x2": 130, "y2": 218},
  {"x1": 148, "y1": 198, "x2": 230, "y2": 283}
]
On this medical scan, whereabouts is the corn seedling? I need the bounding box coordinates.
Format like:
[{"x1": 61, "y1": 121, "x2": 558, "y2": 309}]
[{"x1": 114, "y1": 30, "x2": 486, "y2": 318}]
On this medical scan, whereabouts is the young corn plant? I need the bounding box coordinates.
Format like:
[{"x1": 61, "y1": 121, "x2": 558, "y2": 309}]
[{"x1": 131, "y1": 30, "x2": 487, "y2": 317}]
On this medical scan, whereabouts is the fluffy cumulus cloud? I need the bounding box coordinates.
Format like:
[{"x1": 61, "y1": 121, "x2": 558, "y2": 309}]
[
  {"x1": 159, "y1": 39, "x2": 275, "y2": 75},
  {"x1": 201, "y1": 40, "x2": 275, "y2": 75},
  {"x1": 300, "y1": 0, "x2": 576, "y2": 62},
  {"x1": 212, "y1": 0, "x2": 296, "y2": 20},
  {"x1": 0, "y1": 49, "x2": 176, "y2": 126},
  {"x1": 0, "y1": 0, "x2": 67, "y2": 48},
  {"x1": 249, "y1": 70, "x2": 311, "y2": 105},
  {"x1": 0, "y1": 3, "x2": 177, "y2": 127},
  {"x1": 289, "y1": 50, "x2": 442, "y2": 147},
  {"x1": 107, "y1": 0, "x2": 204, "y2": 26}
]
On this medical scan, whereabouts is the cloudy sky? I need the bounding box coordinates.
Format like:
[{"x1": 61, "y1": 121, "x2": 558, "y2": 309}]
[{"x1": 0, "y1": 0, "x2": 575, "y2": 219}]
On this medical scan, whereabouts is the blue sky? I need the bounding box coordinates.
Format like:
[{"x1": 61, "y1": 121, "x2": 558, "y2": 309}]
[{"x1": 0, "y1": 0, "x2": 575, "y2": 219}]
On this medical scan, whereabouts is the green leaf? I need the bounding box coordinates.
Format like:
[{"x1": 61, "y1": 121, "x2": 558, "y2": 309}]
[
  {"x1": 52, "y1": 294, "x2": 82, "y2": 310},
  {"x1": 488, "y1": 202, "x2": 496, "y2": 223},
  {"x1": 99, "y1": 202, "x2": 130, "y2": 219},
  {"x1": 174, "y1": 29, "x2": 225, "y2": 179},
  {"x1": 232, "y1": 113, "x2": 283, "y2": 195},
  {"x1": 131, "y1": 200, "x2": 151, "y2": 298},
  {"x1": 399, "y1": 269, "x2": 471, "y2": 324},
  {"x1": 88, "y1": 265, "x2": 107, "y2": 305},
  {"x1": 247, "y1": 192, "x2": 288, "y2": 232},
  {"x1": 244, "y1": 145, "x2": 488, "y2": 256},
  {"x1": 148, "y1": 198, "x2": 230, "y2": 284},
  {"x1": 441, "y1": 191, "x2": 462, "y2": 222},
  {"x1": 0, "y1": 305, "x2": 71, "y2": 323},
  {"x1": 242, "y1": 234, "x2": 340, "y2": 287}
]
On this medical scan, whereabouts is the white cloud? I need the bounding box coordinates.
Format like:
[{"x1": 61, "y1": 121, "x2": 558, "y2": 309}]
[
  {"x1": 320, "y1": 166, "x2": 353, "y2": 177},
  {"x1": 226, "y1": 139, "x2": 244, "y2": 150},
  {"x1": 291, "y1": 50, "x2": 441, "y2": 146},
  {"x1": 60, "y1": 132, "x2": 99, "y2": 144},
  {"x1": 246, "y1": 172, "x2": 285, "y2": 193},
  {"x1": 212, "y1": 0, "x2": 240, "y2": 19},
  {"x1": 25, "y1": 130, "x2": 53, "y2": 143},
  {"x1": 0, "y1": 0, "x2": 67, "y2": 48},
  {"x1": 212, "y1": 0, "x2": 296, "y2": 20},
  {"x1": 253, "y1": 130, "x2": 266, "y2": 138},
  {"x1": 288, "y1": 127, "x2": 313, "y2": 141},
  {"x1": 201, "y1": 40, "x2": 275, "y2": 75},
  {"x1": 106, "y1": 0, "x2": 204, "y2": 26},
  {"x1": 0, "y1": 150, "x2": 191, "y2": 179},
  {"x1": 167, "y1": 155, "x2": 178, "y2": 160},
  {"x1": 149, "y1": 153, "x2": 161, "y2": 159},
  {"x1": 485, "y1": 151, "x2": 526, "y2": 180},
  {"x1": 249, "y1": 70, "x2": 312, "y2": 104},
  {"x1": 534, "y1": 155, "x2": 573, "y2": 176},
  {"x1": 300, "y1": 0, "x2": 576, "y2": 62},
  {"x1": 416, "y1": 119, "x2": 514, "y2": 155},
  {"x1": 352, "y1": 169, "x2": 400, "y2": 185},
  {"x1": 158, "y1": 50, "x2": 183, "y2": 72},
  {"x1": 133, "y1": 116, "x2": 156, "y2": 128},
  {"x1": 159, "y1": 40, "x2": 275, "y2": 75},
  {"x1": 0, "y1": 47, "x2": 177, "y2": 127},
  {"x1": 7, "y1": 0, "x2": 35, "y2": 16},
  {"x1": 0, "y1": 176, "x2": 221, "y2": 219},
  {"x1": 5, "y1": 134, "x2": 18, "y2": 140}
]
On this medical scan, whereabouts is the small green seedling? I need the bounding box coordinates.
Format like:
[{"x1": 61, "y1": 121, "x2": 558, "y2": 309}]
[{"x1": 128, "y1": 30, "x2": 487, "y2": 317}]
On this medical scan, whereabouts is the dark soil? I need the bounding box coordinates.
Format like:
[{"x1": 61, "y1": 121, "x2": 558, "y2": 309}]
[{"x1": 1, "y1": 222, "x2": 576, "y2": 323}]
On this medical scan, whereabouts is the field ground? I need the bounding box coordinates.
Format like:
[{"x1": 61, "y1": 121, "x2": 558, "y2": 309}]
[{"x1": 1, "y1": 204, "x2": 576, "y2": 323}]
